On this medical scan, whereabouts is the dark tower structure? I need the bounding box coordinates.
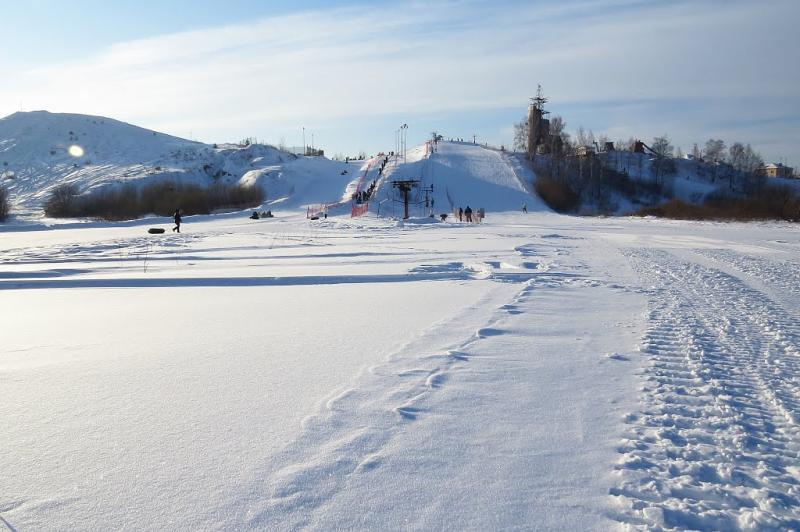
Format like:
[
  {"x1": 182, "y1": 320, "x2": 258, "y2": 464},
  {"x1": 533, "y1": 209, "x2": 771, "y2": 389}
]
[{"x1": 527, "y1": 85, "x2": 551, "y2": 159}]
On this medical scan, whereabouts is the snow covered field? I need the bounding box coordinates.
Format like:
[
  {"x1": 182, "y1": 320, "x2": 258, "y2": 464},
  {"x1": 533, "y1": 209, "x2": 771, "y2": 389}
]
[
  {"x1": 2, "y1": 139, "x2": 800, "y2": 530},
  {"x1": 3, "y1": 208, "x2": 799, "y2": 530}
]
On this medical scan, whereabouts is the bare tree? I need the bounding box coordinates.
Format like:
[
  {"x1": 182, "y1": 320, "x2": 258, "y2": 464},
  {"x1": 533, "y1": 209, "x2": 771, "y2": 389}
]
[
  {"x1": 729, "y1": 142, "x2": 746, "y2": 172},
  {"x1": 651, "y1": 135, "x2": 676, "y2": 181},
  {"x1": 549, "y1": 115, "x2": 566, "y2": 137},
  {"x1": 575, "y1": 127, "x2": 588, "y2": 147},
  {"x1": 651, "y1": 135, "x2": 674, "y2": 158},
  {"x1": 704, "y1": 139, "x2": 726, "y2": 162},
  {"x1": 547, "y1": 115, "x2": 569, "y2": 156},
  {"x1": 513, "y1": 115, "x2": 528, "y2": 152},
  {"x1": 743, "y1": 144, "x2": 764, "y2": 175},
  {"x1": 727, "y1": 142, "x2": 765, "y2": 192}
]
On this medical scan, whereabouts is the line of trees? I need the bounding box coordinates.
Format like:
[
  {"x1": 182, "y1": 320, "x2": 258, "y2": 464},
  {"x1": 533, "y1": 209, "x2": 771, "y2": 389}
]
[
  {"x1": 515, "y1": 112, "x2": 767, "y2": 183},
  {"x1": 44, "y1": 181, "x2": 265, "y2": 221},
  {"x1": 514, "y1": 111, "x2": 799, "y2": 220}
]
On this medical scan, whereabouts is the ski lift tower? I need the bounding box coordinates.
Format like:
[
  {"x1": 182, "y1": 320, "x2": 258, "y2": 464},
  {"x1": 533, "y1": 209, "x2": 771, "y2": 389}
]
[
  {"x1": 421, "y1": 183, "x2": 435, "y2": 217},
  {"x1": 392, "y1": 179, "x2": 419, "y2": 219}
]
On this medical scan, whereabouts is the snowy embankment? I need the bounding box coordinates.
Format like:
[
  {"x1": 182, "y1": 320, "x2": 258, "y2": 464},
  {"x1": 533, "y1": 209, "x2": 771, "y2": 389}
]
[{"x1": 2, "y1": 207, "x2": 799, "y2": 529}]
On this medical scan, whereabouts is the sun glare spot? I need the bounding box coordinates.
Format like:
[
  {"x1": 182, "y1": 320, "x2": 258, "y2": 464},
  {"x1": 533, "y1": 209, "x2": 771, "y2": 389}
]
[{"x1": 68, "y1": 145, "x2": 85, "y2": 158}]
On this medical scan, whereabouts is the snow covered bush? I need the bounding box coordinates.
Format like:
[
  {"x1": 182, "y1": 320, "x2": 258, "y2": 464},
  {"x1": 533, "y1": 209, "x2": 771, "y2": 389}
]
[{"x1": 0, "y1": 186, "x2": 9, "y2": 220}]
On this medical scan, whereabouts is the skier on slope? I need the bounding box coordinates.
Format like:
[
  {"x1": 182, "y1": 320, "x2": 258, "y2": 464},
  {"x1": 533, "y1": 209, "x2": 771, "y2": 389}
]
[{"x1": 172, "y1": 208, "x2": 182, "y2": 233}]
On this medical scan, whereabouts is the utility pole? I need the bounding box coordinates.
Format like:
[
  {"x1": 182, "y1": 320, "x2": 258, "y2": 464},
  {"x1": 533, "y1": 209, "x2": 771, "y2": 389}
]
[{"x1": 302, "y1": 126, "x2": 306, "y2": 156}]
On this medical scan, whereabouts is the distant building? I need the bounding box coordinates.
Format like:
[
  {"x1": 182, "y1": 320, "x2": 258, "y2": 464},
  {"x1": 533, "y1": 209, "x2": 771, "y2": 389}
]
[{"x1": 762, "y1": 163, "x2": 794, "y2": 178}]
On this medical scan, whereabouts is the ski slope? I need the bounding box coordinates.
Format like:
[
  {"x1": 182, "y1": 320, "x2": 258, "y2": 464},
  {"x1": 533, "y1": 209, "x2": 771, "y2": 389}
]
[
  {"x1": 378, "y1": 141, "x2": 548, "y2": 215},
  {"x1": 2, "y1": 205, "x2": 799, "y2": 529}
]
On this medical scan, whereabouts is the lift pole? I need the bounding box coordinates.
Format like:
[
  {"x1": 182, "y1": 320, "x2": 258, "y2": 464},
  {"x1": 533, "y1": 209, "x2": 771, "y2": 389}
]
[{"x1": 392, "y1": 179, "x2": 419, "y2": 219}]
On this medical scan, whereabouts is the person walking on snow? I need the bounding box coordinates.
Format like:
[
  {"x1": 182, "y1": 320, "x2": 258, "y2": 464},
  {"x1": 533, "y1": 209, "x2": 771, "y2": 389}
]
[
  {"x1": 464, "y1": 205, "x2": 473, "y2": 223},
  {"x1": 172, "y1": 208, "x2": 182, "y2": 233},
  {"x1": 458, "y1": 207, "x2": 463, "y2": 222},
  {"x1": 522, "y1": 203, "x2": 527, "y2": 213}
]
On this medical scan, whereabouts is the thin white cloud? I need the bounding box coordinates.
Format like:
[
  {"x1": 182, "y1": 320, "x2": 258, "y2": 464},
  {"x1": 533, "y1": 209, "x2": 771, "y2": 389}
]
[{"x1": 2, "y1": 0, "x2": 798, "y2": 162}]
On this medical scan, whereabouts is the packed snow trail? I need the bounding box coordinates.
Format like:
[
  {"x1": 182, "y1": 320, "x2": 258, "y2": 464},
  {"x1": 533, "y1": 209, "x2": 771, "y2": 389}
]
[{"x1": 612, "y1": 248, "x2": 800, "y2": 529}]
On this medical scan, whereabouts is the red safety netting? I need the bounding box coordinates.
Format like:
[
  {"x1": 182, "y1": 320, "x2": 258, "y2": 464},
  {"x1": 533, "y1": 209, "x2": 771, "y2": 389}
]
[{"x1": 351, "y1": 202, "x2": 369, "y2": 218}]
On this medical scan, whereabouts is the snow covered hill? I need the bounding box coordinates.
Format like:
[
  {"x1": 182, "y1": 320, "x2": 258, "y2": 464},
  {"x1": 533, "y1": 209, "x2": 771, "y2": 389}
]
[
  {"x1": 374, "y1": 141, "x2": 548, "y2": 216},
  {"x1": 0, "y1": 111, "x2": 357, "y2": 217},
  {"x1": 0, "y1": 114, "x2": 548, "y2": 221}
]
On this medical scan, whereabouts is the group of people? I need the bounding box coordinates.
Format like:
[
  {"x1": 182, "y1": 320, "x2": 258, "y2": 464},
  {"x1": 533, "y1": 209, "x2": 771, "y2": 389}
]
[
  {"x1": 352, "y1": 179, "x2": 378, "y2": 204},
  {"x1": 454, "y1": 205, "x2": 485, "y2": 223},
  {"x1": 376, "y1": 155, "x2": 390, "y2": 176},
  {"x1": 249, "y1": 210, "x2": 273, "y2": 219}
]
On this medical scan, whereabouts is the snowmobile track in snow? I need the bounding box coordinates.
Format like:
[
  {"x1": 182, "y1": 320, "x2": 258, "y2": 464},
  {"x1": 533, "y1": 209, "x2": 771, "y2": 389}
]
[{"x1": 612, "y1": 248, "x2": 800, "y2": 529}]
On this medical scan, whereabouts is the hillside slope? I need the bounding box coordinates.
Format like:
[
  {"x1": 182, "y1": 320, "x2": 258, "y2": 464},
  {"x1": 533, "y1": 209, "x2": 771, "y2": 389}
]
[
  {"x1": 374, "y1": 141, "x2": 548, "y2": 216},
  {"x1": 0, "y1": 111, "x2": 354, "y2": 217}
]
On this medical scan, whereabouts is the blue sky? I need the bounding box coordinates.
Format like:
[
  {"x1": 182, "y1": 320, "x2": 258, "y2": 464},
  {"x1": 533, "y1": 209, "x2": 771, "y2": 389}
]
[{"x1": 2, "y1": 0, "x2": 798, "y2": 166}]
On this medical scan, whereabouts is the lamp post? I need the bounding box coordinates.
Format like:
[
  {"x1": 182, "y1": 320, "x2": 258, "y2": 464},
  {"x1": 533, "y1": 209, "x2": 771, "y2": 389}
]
[{"x1": 401, "y1": 124, "x2": 408, "y2": 163}]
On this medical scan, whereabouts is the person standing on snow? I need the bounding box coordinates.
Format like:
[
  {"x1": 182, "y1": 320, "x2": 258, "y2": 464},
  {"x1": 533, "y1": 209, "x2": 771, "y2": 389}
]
[
  {"x1": 172, "y1": 208, "x2": 182, "y2": 233},
  {"x1": 458, "y1": 207, "x2": 463, "y2": 222},
  {"x1": 522, "y1": 203, "x2": 527, "y2": 213},
  {"x1": 464, "y1": 205, "x2": 473, "y2": 223}
]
